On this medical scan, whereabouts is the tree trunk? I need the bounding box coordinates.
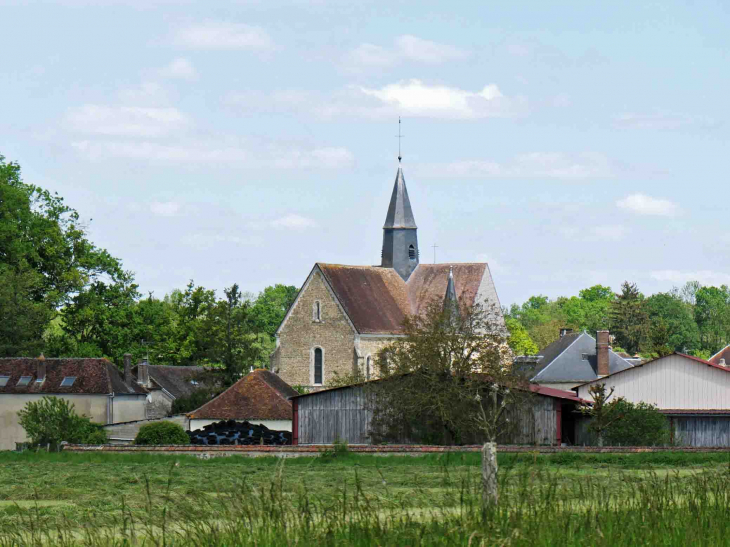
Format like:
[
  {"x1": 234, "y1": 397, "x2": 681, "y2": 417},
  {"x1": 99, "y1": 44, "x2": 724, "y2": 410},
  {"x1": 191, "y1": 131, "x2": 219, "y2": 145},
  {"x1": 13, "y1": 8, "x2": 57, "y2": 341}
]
[
  {"x1": 481, "y1": 441, "x2": 498, "y2": 507},
  {"x1": 597, "y1": 432, "x2": 604, "y2": 447}
]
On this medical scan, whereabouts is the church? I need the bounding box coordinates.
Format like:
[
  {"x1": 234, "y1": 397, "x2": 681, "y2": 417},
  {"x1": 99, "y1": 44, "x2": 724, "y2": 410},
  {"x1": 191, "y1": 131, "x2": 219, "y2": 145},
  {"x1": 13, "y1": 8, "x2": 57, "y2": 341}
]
[{"x1": 271, "y1": 162, "x2": 504, "y2": 389}]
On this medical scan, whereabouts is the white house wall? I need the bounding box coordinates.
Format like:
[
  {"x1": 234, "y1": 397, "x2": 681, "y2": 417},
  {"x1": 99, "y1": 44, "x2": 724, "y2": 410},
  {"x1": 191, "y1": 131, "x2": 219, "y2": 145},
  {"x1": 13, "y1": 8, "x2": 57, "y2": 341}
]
[{"x1": 576, "y1": 355, "x2": 730, "y2": 409}]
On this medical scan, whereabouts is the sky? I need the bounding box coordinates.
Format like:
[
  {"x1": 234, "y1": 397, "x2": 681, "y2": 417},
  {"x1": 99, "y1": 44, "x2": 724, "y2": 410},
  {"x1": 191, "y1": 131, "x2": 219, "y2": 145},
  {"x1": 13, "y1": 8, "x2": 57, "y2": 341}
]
[{"x1": 2, "y1": 0, "x2": 730, "y2": 307}]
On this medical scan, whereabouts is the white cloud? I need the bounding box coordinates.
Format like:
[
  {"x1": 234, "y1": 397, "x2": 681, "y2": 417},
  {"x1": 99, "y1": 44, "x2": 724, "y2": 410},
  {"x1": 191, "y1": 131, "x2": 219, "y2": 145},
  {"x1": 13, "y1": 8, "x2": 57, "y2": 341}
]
[
  {"x1": 651, "y1": 270, "x2": 730, "y2": 287},
  {"x1": 615, "y1": 112, "x2": 719, "y2": 130},
  {"x1": 346, "y1": 35, "x2": 469, "y2": 69},
  {"x1": 270, "y1": 214, "x2": 317, "y2": 230},
  {"x1": 149, "y1": 201, "x2": 180, "y2": 217},
  {"x1": 65, "y1": 105, "x2": 188, "y2": 137},
  {"x1": 173, "y1": 21, "x2": 273, "y2": 50},
  {"x1": 616, "y1": 193, "x2": 679, "y2": 217},
  {"x1": 159, "y1": 58, "x2": 197, "y2": 80},
  {"x1": 415, "y1": 152, "x2": 612, "y2": 180},
  {"x1": 70, "y1": 139, "x2": 354, "y2": 170},
  {"x1": 227, "y1": 81, "x2": 526, "y2": 120}
]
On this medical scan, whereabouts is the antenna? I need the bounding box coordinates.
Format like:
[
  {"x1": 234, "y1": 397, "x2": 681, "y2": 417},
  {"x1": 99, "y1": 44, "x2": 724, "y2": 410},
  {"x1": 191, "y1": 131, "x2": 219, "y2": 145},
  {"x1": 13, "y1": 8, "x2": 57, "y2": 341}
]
[{"x1": 396, "y1": 117, "x2": 404, "y2": 163}]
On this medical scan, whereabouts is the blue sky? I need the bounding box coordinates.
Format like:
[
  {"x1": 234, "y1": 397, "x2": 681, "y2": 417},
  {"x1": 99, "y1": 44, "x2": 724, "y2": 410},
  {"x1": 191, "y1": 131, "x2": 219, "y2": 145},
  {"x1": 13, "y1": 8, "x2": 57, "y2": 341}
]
[{"x1": 2, "y1": 0, "x2": 730, "y2": 306}]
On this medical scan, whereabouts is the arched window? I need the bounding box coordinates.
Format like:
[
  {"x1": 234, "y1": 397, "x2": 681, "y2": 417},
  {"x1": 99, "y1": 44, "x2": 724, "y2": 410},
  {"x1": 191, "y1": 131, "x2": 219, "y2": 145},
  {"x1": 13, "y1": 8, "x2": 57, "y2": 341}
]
[
  {"x1": 366, "y1": 356, "x2": 372, "y2": 380},
  {"x1": 313, "y1": 301, "x2": 321, "y2": 322},
  {"x1": 408, "y1": 244, "x2": 416, "y2": 260},
  {"x1": 314, "y1": 347, "x2": 323, "y2": 385}
]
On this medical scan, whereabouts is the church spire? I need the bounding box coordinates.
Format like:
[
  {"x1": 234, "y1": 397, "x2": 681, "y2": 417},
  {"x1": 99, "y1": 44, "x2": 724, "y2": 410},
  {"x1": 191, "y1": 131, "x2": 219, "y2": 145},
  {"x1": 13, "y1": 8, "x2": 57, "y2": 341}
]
[
  {"x1": 443, "y1": 266, "x2": 460, "y2": 321},
  {"x1": 381, "y1": 166, "x2": 419, "y2": 281}
]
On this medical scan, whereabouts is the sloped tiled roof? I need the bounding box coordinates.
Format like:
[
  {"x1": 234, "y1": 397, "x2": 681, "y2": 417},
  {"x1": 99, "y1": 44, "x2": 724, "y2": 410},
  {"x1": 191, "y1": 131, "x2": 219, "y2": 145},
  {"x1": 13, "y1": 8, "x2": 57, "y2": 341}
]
[
  {"x1": 0, "y1": 358, "x2": 146, "y2": 395},
  {"x1": 316, "y1": 262, "x2": 500, "y2": 335},
  {"x1": 139, "y1": 365, "x2": 205, "y2": 399},
  {"x1": 709, "y1": 345, "x2": 730, "y2": 367},
  {"x1": 531, "y1": 332, "x2": 633, "y2": 383},
  {"x1": 189, "y1": 369, "x2": 298, "y2": 420}
]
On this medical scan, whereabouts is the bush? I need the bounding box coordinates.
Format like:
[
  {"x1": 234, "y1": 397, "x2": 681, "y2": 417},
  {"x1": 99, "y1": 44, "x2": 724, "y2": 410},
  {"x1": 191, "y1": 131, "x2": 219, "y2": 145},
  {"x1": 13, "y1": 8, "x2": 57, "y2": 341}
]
[
  {"x1": 134, "y1": 422, "x2": 190, "y2": 445},
  {"x1": 171, "y1": 389, "x2": 218, "y2": 415},
  {"x1": 17, "y1": 396, "x2": 106, "y2": 449},
  {"x1": 604, "y1": 399, "x2": 671, "y2": 446}
]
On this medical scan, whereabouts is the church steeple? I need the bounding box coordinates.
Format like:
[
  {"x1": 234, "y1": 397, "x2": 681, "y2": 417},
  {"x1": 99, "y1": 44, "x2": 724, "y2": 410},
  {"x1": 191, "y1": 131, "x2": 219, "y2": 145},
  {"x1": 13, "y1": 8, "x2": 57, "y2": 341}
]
[
  {"x1": 381, "y1": 165, "x2": 419, "y2": 281},
  {"x1": 443, "y1": 266, "x2": 460, "y2": 321}
]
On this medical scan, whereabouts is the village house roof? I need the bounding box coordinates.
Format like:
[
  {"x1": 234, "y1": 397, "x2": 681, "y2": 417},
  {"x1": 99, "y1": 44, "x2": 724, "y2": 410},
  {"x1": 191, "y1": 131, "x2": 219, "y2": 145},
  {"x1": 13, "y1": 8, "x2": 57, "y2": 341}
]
[
  {"x1": 709, "y1": 345, "x2": 730, "y2": 367},
  {"x1": 0, "y1": 358, "x2": 146, "y2": 395},
  {"x1": 188, "y1": 369, "x2": 298, "y2": 421},
  {"x1": 134, "y1": 364, "x2": 205, "y2": 399},
  {"x1": 527, "y1": 331, "x2": 634, "y2": 383},
  {"x1": 313, "y1": 262, "x2": 502, "y2": 335}
]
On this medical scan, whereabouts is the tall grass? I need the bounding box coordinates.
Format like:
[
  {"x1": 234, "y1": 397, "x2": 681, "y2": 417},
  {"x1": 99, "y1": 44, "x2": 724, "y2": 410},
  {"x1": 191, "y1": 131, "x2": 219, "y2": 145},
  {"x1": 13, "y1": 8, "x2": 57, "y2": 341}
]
[{"x1": 2, "y1": 454, "x2": 730, "y2": 545}]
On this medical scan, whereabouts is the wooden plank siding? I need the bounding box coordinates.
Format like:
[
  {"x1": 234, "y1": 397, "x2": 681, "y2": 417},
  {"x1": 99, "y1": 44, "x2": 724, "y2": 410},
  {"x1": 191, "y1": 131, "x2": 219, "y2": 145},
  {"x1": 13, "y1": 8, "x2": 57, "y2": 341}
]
[
  {"x1": 297, "y1": 385, "x2": 562, "y2": 446},
  {"x1": 673, "y1": 417, "x2": 730, "y2": 447}
]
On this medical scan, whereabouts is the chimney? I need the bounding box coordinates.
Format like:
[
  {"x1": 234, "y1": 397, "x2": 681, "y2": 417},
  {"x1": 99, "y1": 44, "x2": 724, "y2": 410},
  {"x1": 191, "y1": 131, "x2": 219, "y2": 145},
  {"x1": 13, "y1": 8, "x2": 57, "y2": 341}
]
[
  {"x1": 596, "y1": 331, "x2": 610, "y2": 377},
  {"x1": 138, "y1": 359, "x2": 150, "y2": 387},
  {"x1": 560, "y1": 328, "x2": 573, "y2": 338},
  {"x1": 721, "y1": 358, "x2": 727, "y2": 368},
  {"x1": 37, "y1": 354, "x2": 46, "y2": 383},
  {"x1": 123, "y1": 353, "x2": 132, "y2": 386}
]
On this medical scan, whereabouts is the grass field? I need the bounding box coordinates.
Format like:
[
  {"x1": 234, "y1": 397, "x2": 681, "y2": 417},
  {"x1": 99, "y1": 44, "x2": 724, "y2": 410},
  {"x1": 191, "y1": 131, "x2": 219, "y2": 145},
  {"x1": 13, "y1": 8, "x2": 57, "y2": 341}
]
[{"x1": 2, "y1": 450, "x2": 730, "y2": 545}]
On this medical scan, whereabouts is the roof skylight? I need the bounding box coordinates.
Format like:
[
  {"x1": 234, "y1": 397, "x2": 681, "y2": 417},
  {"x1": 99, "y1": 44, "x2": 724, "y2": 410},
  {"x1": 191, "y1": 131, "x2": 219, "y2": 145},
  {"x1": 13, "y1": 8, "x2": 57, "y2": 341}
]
[
  {"x1": 60, "y1": 377, "x2": 76, "y2": 387},
  {"x1": 17, "y1": 376, "x2": 32, "y2": 387}
]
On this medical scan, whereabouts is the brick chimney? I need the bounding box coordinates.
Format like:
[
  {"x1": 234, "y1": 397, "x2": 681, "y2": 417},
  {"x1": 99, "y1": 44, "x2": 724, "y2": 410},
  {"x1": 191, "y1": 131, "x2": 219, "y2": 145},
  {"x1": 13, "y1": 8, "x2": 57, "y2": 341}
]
[
  {"x1": 138, "y1": 359, "x2": 150, "y2": 387},
  {"x1": 37, "y1": 354, "x2": 46, "y2": 383},
  {"x1": 721, "y1": 358, "x2": 728, "y2": 368},
  {"x1": 123, "y1": 353, "x2": 132, "y2": 386},
  {"x1": 596, "y1": 331, "x2": 610, "y2": 377}
]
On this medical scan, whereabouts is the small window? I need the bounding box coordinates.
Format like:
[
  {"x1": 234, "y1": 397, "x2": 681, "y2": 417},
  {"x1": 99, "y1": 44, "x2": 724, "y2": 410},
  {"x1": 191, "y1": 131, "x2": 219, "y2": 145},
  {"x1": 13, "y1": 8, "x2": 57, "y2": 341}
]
[
  {"x1": 313, "y1": 301, "x2": 321, "y2": 322},
  {"x1": 17, "y1": 376, "x2": 33, "y2": 387},
  {"x1": 0, "y1": 376, "x2": 9, "y2": 387},
  {"x1": 408, "y1": 244, "x2": 416, "y2": 260},
  {"x1": 366, "y1": 356, "x2": 372, "y2": 381},
  {"x1": 314, "y1": 348, "x2": 323, "y2": 385},
  {"x1": 581, "y1": 353, "x2": 589, "y2": 361},
  {"x1": 60, "y1": 377, "x2": 76, "y2": 387}
]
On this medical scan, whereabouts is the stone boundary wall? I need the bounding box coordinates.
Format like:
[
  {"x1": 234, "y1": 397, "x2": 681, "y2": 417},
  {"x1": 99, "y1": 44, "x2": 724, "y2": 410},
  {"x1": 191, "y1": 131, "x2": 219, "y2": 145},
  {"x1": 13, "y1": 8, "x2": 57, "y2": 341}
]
[{"x1": 64, "y1": 444, "x2": 730, "y2": 458}]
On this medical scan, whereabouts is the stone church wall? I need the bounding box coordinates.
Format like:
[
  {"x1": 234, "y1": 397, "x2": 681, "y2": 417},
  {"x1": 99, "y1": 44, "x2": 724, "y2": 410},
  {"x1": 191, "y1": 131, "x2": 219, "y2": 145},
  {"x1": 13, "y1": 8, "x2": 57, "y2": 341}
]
[
  {"x1": 357, "y1": 337, "x2": 398, "y2": 379},
  {"x1": 275, "y1": 270, "x2": 357, "y2": 388}
]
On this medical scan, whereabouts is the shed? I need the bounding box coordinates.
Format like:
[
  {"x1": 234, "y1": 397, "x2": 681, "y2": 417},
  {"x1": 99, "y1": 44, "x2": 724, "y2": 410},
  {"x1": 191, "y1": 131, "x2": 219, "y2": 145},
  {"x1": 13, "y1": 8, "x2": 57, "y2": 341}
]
[
  {"x1": 188, "y1": 369, "x2": 298, "y2": 432},
  {"x1": 291, "y1": 380, "x2": 584, "y2": 446},
  {"x1": 575, "y1": 353, "x2": 730, "y2": 446}
]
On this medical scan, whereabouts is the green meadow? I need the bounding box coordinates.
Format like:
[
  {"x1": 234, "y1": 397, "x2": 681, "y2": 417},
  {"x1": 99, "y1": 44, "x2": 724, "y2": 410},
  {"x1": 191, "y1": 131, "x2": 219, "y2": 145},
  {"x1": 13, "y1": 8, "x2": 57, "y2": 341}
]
[{"x1": 1, "y1": 450, "x2": 730, "y2": 545}]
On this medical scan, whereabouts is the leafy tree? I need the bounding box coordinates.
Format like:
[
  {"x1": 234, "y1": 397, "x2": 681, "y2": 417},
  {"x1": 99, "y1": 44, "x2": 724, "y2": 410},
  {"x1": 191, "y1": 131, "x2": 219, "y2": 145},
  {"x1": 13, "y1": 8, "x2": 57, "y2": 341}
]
[
  {"x1": 17, "y1": 396, "x2": 107, "y2": 449},
  {"x1": 248, "y1": 284, "x2": 298, "y2": 340},
  {"x1": 505, "y1": 317, "x2": 538, "y2": 355},
  {"x1": 134, "y1": 421, "x2": 189, "y2": 445},
  {"x1": 579, "y1": 384, "x2": 624, "y2": 447},
  {"x1": 609, "y1": 282, "x2": 649, "y2": 354},
  {"x1": 0, "y1": 266, "x2": 52, "y2": 356},
  {"x1": 695, "y1": 286, "x2": 730, "y2": 353},
  {"x1": 603, "y1": 399, "x2": 670, "y2": 446},
  {"x1": 645, "y1": 292, "x2": 699, "y2": 353}
]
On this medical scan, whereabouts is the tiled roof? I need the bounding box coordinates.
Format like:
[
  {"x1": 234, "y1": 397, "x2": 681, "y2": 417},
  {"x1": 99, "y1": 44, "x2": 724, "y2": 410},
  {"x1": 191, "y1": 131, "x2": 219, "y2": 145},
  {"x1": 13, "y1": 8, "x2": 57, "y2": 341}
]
[
  {"x1": 316, "y1": 262, "x2": 501, "y2": 335},
  {"x1": 709, "y1": 345, "x2": 730, "y2": 366},
  {"x1": 139, "y1": 365, "x2": 205, "y2": 399},
  {"x1": 0, "y1": 358, "x2": 146, "y2": 395},
  {"x1": 189, "y1": 369, "x2": 298, "y2": 420}
]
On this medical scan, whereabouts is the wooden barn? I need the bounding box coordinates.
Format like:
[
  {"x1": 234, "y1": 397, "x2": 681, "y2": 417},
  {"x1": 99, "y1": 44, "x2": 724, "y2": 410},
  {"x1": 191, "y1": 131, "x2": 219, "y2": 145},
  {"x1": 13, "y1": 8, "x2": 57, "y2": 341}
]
[
  {"x1": 291, "y1": 381, "x2": 584, "y2": 446},
  {"x1": 575, "y1": 353, "x2": 730, "y2": 447}
]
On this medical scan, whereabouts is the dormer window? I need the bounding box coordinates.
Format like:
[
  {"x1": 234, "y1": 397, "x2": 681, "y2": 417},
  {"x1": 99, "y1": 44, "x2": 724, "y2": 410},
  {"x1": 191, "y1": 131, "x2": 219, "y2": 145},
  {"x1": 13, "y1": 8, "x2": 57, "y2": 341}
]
[
  {"x1": 313, "y1": 301, "x2": 322, "y2": 322},
  {"x1": 408, "y1": 244, "x2": 416, "y2": 260},
  {"x1": 17, "y1": 376, "x2": 32, "y2": 387}
]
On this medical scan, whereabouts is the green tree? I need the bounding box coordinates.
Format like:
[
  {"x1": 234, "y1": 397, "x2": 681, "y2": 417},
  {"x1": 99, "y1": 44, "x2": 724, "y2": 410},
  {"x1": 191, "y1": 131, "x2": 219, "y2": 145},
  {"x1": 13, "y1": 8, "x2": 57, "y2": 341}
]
[
  {"x1": 0, "y1": 266, "x2": 52, "y2": 356},
  {"x1": 134, "y1": 421, "x2": 189, "y2": 445},
  {"x1": 609, "y1": 282, "x2": 649, "y2": 354},
  {"x1": 603, "y1": 399, "x2": 670, "y2": 446},
  {"x1": 505, "y1": 317, "x2": 538, "y2": 355},
  {"x1": 248, "y1": 284, "x2": 298, "y2": 341},
  {"x1": 17, "y1": 396, "x2": 106, "y2": 449},
  {"x1": 645, "y1": 292, "x2": 699, "y2": 353},
  {"x1": 579, "y1": 384, "x2": 624, "y2": 447},
  {"x1": 695, "y1": 286, "x2": 730, "y2": 353}
]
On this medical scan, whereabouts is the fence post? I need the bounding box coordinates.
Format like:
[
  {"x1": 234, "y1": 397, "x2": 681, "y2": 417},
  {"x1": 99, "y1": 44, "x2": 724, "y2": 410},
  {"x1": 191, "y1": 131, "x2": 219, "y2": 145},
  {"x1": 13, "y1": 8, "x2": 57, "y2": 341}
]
[{"x1": 481, "y1": 442, "x2": 498, "y2": 507}]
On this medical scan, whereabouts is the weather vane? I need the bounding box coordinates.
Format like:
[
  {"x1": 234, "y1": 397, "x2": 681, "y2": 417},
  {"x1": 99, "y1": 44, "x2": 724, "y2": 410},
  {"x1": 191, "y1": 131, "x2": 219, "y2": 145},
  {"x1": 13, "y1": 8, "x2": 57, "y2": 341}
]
[{"x1": 396, "y1": 117, "x2": 404, "y2": 163}]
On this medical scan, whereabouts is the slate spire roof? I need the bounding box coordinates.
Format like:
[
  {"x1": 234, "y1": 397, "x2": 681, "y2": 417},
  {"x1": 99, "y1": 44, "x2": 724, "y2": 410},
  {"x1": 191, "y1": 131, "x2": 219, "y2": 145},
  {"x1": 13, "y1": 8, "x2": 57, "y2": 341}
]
[
  {"x1": 383, "y1": 167, "x2": 417, "y2": 229},
  {"x1": 443, "y1": 266, "x2": 459, "y2": 319}
]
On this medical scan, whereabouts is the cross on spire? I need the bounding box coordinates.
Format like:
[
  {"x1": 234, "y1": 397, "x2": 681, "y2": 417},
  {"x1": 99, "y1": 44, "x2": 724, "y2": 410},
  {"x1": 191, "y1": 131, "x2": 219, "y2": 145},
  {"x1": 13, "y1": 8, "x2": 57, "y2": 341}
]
[{"x1": 396, "y1": 117, "x2": 404, "y2": 163}]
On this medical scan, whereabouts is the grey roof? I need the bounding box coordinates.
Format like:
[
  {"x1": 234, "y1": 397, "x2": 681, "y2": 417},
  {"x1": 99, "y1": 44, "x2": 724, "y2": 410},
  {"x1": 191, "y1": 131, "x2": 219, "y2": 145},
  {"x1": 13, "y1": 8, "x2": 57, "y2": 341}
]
[
  {"x1": 443, "y1": 266, "x2": 459, "y2": 318},
  {"x1": 530, "y1": 332, "x2": 634, "y2": 383},
  {"x1": 141, "y1": 365, "x2": 205, "y2": 399},
  {"x1": 383, "y1": 167, "x2": 417, "y2": 229}
]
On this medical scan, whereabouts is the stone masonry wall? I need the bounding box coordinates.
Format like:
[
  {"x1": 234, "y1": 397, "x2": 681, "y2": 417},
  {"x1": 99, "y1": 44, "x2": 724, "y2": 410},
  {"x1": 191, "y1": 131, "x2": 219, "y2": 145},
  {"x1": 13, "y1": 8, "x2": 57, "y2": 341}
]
[
  {"x1": 275, "y1": 270, "x2": 357, "y2": 388},
  {"x1": 357, "y1": 337, "x2": 398, "y2": 379}
]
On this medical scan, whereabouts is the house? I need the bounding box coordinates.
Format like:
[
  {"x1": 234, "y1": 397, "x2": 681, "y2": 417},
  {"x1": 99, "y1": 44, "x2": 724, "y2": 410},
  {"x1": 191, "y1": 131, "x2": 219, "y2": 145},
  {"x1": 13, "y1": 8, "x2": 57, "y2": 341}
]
[
  {"x1": 187, "y1": 369, "x2": 298, "y2": 432},
  {"x1": 291, "y1": 378, "x2": 585, "y2": 446},
  {"x1": 271, "y1": 162, "x2": 503, "y2": 389},
  {"x1": 132, "y1": 360, "x2": 206, "y2": 418},
  {"x1": 515, "y1": 330, "x2": 634, "y2": 391},
  {"x1": 575, "y1": 353, "x2": 730, "y2": 447},
  {"x1": 0, "y1": 355, "x2": 147, "y2": 450}
]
